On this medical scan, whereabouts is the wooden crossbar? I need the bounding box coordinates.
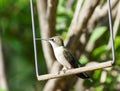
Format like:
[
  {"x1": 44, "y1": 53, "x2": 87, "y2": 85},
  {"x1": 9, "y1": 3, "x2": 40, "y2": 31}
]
[{"x1": 37, "y1": 61, "x2": 113, "y2": 81}]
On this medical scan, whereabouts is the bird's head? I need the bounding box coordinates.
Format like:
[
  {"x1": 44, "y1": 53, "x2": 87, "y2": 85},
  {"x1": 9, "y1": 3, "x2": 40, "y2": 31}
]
[
  {"x1": 40, "y1": 36, "x2": 64, "y2": 48},
  {"x1": 49, "y1": 36, "x2": 64, "y2": 48}
]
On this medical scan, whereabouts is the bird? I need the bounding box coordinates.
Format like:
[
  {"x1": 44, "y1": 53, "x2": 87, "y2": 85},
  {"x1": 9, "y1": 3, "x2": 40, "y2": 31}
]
[{"x1": 41, "y1": 36, "x2": 90, "y2": 79}]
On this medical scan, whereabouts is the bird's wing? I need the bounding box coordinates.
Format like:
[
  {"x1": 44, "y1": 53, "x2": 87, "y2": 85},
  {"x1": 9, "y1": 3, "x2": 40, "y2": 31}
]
[
  {"x1": 63, "y1": 47, "x2": 90, "y2": 79},
  {"x1": 63, "y1": 47, "x2": 78, "y2": 68}
]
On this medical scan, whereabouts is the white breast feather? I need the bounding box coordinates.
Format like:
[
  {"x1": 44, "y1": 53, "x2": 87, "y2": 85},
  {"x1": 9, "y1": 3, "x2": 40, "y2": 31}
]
[{"x1": 54, "y1": 47, "x2": 72, "y2": 69}]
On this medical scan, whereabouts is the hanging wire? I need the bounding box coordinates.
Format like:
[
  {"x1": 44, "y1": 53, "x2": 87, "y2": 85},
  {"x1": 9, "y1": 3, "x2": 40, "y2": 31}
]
[
  {"x1": 107, "y1": 0, "x2": 115, "y2": 64},
  {"x1": 30, "y1": 0, "x2": 115, "y2": 79},
  {"x1": 30, "y1": 0, "x2": 39, "y2": 77}
]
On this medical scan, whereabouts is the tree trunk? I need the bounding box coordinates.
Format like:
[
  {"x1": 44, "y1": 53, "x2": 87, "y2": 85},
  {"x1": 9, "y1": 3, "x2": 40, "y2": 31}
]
[{"x1": 0, "y1": 37, "x2": 9, "y2": 91}]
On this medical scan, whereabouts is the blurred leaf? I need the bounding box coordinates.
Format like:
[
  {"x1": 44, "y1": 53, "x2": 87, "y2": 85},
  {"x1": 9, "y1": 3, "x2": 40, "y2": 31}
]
[
  {"x1": 106, "y1": 75, "x2": 112, "y2": 84},
  {"x1": 15, "y1": 0, "x2": 29, "y2": 9},
  {"x1": 0, "y1": 89, "x2": 6, "y2": 91},
  {"x1": 0, "y1": 0, "x2": 10, "y2": 9},
  {"x1": 115, "y1": 36, "x2": 120, "y2": 50},
  {"x1": 79, "y1": 56, "x2": 89, "y2": 65},
  {"x1": 94, "y1": 85, "x2": 104, "y2": 91},
  {"x1": 93, "y1": 45, "x2": 107, "y2": 57},
  {"x1": 56, "y1": 0, "x2": 74, "y2": 34},
  {"x1": 1, "y1": 18, "x2": 9, "y2": 34},
  {"x1": 89, "y1": 26, "x2": 107, "y2": 43},
  {"x1": 93, "y1": 70, "x2": 102, "y2": 80},
  {"x1": 11, "y1": 39, "x2": 23, "y2": 53}
]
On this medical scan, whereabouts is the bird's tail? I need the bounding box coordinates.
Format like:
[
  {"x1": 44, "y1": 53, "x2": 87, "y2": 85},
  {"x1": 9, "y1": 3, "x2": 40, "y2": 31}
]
[
  {"x1": 76, "y1": 72, "x2": 93, "y2": 82},
  {"x1": 76, "y1": 72, "x2": 89, "y2": 79}
]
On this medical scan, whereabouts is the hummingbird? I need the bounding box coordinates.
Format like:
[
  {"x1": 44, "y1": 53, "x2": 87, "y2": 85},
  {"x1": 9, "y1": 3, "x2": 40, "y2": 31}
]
[{"x1": 40, "y1": 36, "x2": 90, "y2": 79}]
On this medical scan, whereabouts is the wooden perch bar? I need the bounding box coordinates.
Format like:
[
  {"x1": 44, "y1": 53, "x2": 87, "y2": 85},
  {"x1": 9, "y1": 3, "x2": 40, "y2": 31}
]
[{"x1": 37, "y1": 61, "x2": 113, "y2": 81}]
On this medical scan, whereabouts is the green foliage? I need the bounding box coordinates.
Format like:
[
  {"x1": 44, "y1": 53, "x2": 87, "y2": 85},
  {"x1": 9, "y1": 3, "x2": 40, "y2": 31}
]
[
  {"x1": 79, "y1": 56, "x2": 89, "y2": 65},
  {"x1": 93, "y1": 45, "x2": 107, "y2": 57},
  {"x1": 56, "y1": 0, "x2": 75, "y2": 35},
  {"x1": 115, "y1": 36, "x2": 120, "y2": 50},
  {"x1": 89, "y1": 26, "x2": 107, "y2": 43},
  {"x1": 94, "y1": 85, "x2": 104, "y2": 91},
  {"x1": 0, "y1": 89, "x2": 6, "y2": 91},
  {"x1": 1, "y1": 0, "x2": 45, "y2": 91},
  {"x1": 93, "y1": 70, "x2": 102, "y2": 80}
]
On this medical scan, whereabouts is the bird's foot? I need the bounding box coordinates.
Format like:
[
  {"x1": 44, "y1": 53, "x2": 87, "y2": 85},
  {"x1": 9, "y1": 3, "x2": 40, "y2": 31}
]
[
  {"x1": 57, "y1": 67, "x2": 70, "y2": 75},
  {"x1": 62, "y1": 69, "x2": 66, "y2": 73},
  {"x1": 61, "y1": 67, "x2": 68, "y2": 73},
  {"x1": 57, "y1": 70, "x2": 66, "y2": 75},
  {"x1": 57, "y1": 71, "x2": 61, "y2": 75}
]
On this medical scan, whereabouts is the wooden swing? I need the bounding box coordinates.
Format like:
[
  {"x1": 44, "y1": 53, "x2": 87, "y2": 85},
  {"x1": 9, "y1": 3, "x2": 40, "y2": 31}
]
[{"x1": 30, "y1": 0, "x2": 115, "y2": 81}]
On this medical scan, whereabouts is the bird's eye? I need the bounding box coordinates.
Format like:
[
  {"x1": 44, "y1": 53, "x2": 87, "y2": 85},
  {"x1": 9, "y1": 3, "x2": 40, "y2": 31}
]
[{"x1": 50, "y1": 38, "x2": 55, "y2": 42}]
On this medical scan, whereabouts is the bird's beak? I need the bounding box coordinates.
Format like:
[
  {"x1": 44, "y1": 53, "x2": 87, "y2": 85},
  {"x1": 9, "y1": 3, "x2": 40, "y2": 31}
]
[{"x1": 36, "y1": 38, "x2": 48, "y2": 41}]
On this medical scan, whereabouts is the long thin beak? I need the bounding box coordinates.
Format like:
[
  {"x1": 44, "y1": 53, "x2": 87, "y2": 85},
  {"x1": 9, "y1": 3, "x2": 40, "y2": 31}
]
[{"x1": 35, "y1": 38, "x2": 48, "y2": 41}]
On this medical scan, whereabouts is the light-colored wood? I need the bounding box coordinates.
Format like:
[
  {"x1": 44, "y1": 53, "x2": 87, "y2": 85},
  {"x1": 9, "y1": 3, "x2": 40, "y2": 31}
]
[{"x1": 37, "y1": 61, "x2": 113, "y2": 81}]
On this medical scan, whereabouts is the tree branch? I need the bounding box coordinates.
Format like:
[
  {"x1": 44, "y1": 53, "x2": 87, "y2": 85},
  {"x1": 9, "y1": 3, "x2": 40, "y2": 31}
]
[
  {"x1": 0, "y1": 38, "x2": 8, "y2": 91},
  {"x1": 76, "y1": 0, "x2": 119, "y2": 57},
  {"x1": 87, "y1": 0, "x2": 119, "y2": 33},
  {"x1": 85, "y1": 2, "x2": 118, "y2": 53},
  {"x1": 37, "y1": 0, "x2": 58, "y2": 71},
  {"x1": 65, "y1": 0, "x2": 100, "y2": 53},
  {"x1": 47, "y1": 0, "x2": 58, "y2": 34},
  {"x1": 67, "y1": 0, "x2": 83, "y2": 39},
  {"x1": 43, "y1": 75, "x2": 77, "y2": 91}
]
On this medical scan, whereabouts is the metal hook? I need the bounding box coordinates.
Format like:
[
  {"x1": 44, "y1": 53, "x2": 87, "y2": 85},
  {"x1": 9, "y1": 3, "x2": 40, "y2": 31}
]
[
  {"x1": 107, "y1": 0, "x2": 116, "y2": 65},
  {"x1": 30, "y1": 0, "x2": 39, "y2": 78}
]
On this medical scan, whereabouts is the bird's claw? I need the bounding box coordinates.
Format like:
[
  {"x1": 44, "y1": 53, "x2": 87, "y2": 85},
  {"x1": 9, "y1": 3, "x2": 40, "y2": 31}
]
[
  {"x1": 62, "y1": 69, "x2": 66, "y2": 73},
  {"x1": 57, "y1": 69, "x2": 66, "y2": 75},
  {"x1": 57, "y1": 71, "x2": 61, "y2": 75},
  {"x1": 61, "y1": 67, "x2": 68, "y2": 73},
  {"x1": 57, "y1": 67, "x2": 70, "y2": 75}
]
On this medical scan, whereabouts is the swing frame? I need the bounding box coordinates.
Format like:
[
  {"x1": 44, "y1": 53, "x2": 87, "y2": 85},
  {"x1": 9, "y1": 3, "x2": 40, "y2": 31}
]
[{"x1": 30, "y1": 0, "x2": 115, "y2": 81}]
